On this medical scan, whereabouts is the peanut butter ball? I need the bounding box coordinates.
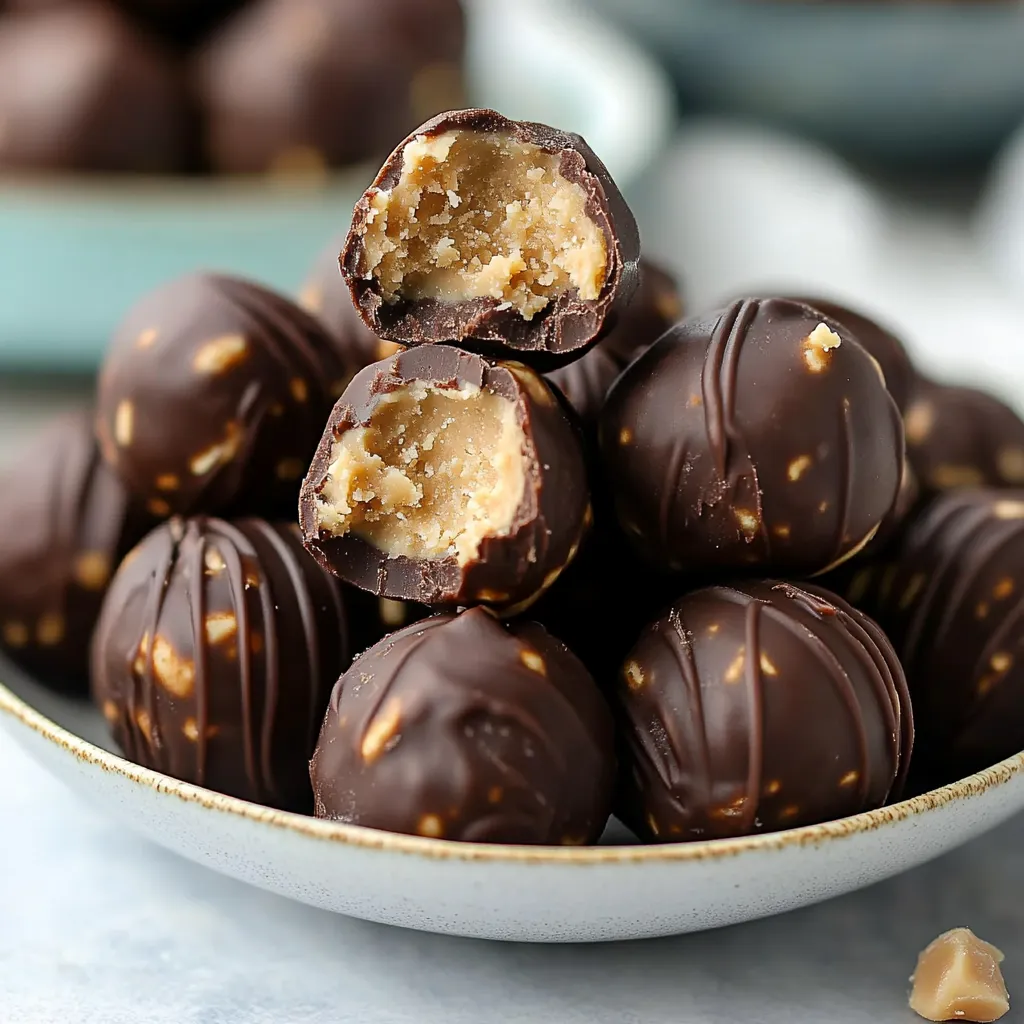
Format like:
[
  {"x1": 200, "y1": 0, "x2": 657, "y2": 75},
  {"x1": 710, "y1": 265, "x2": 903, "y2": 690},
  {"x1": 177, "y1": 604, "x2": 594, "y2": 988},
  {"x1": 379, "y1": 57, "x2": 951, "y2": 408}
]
[
  {"x1": 91, "y1": 517, "x2": 351, "y2": 810},
  {"x1": 599, "y1": 298, "x2": 905, "y2": 577},
  {"x1": 310, "y1": 608, "x2": 615, "y2": 845},
  {"x1": 96, "y1": 273, "x2": 347, "y2": 518},
  {"x1": 614, "y1": 582, "x2": 913, "y2": 841}
]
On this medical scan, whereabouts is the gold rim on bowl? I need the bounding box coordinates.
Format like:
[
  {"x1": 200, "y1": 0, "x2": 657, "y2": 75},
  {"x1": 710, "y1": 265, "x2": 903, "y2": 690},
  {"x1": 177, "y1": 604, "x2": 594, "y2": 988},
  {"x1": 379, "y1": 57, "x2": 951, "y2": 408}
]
[{"x1": 2, "y1": 678, "x2": 1021, "y2": 865}]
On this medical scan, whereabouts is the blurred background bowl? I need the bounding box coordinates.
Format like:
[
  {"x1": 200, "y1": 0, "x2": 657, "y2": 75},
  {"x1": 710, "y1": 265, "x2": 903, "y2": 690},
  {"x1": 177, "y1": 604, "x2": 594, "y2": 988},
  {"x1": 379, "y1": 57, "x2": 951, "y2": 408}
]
[
  {"x1": 584, "y1": 0, "x2": 1024, "y2": 164},
  {"x1": 0, "y1": 0, "x2": 674, "y2": 371}
]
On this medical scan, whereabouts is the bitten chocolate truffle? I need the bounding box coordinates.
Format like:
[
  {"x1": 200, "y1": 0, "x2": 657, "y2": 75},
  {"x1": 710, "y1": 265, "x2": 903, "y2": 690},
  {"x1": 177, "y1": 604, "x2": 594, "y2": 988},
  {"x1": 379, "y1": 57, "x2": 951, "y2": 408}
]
[
  {"x1": 0, "y1": 4, "x2": 192, "y2": 173},
  {"x1": 546, "y1": 259, "x2": 683, "y2": 427},
  {"x1": 96, "y1": 272, "x2": 347, "y2": 518},
  {"x1": 194, "y1": 0, "x2": 465, "y2": 174},
  {"x1": 92, "y1": 517, "x2": 351, "y2": 810},
  {"x1": 855, "y1": 490, "x2": 1024, "y2": 783},
  {"x1": 904, "y1": 380, "x2": 1024, "y2": 494},
  {"x1": 0, "y1": 411, "x2": 151, "y2": 693},
  {"x1": 614, "y1": 582, "x2": 913, "y2": 842},
  {"x1": 298, "y1": 235, "x2": 405, "y2": 381},
  {"x1": 310, "y1": 608, "x2": 615, "y2": 844},
  {"x1": 341, "y1": 108, "x2": 641, "y2": 370},
  {"x1": 788, "y1": 297, "x2": 916, "y2": 411},
  {"x1": 600, "y1": 298, "x2": 905, "y2": 576},
  {"x1": 300, "y1": 345, "x2": 591, "y2": 612}
]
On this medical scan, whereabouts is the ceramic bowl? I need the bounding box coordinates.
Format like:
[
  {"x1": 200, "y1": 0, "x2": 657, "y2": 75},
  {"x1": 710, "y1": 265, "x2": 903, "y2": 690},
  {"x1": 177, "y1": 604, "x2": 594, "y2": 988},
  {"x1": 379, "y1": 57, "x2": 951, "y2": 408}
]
[
  {"x1": 0, "y1": 0, "x2": 674, "y2": 370},
  {"x1": 3, "y1": 666, "x2": 1023, "y2": 944}
]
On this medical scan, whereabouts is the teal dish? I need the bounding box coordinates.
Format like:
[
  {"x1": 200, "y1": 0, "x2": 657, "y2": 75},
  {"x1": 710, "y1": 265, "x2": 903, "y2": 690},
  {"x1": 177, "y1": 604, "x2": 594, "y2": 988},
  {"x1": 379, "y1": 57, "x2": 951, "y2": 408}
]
[
  {"x1": 585, "y1": 0, "x2": 1024, "y2": 162},
  {"x1": 0, "y1": 0, "x2": 674, "y2": 370}
]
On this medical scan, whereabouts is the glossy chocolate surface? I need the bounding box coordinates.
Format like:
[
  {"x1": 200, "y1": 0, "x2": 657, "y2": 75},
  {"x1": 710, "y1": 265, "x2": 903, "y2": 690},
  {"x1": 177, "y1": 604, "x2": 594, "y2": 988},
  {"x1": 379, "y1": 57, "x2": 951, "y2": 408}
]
[
  {"x1": 847, "y1": 490, "x2": 1024, "y2": 783},
  {"x1": 342, "y1": 108, "x2": 641, "y2": 370},
  {"x1": 546, "y1": 259, "x2": 683, "y2": 429},
  {"x1": 91, "y1": 517, "x2": 351, "y2": 810},
  {"x1": 599, "y1": 298, "x2": 905, "y2": 576},
  {"x1": 0, "y1": 4, "x2": 192, "y2": 172},
  {"x1": 614, "y1": 581, "x2": 913, "y2": 841},
  {"x1": 0, "y1": 411, "x2": 152, "y2": 693},
  {"x1": 96, "y1": 272, "x2": 346, "y2": 518},
  {"x1": 310, "y1": 608, "x2": 615, "y2": 844},
  {"x1": 789, "y1": 297, "x2": 916, "y2": 412}
]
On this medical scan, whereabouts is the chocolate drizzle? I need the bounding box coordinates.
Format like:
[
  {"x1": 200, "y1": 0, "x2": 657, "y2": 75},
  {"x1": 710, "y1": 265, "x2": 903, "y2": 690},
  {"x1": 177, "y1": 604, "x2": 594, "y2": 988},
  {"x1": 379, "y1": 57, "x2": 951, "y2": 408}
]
[
  {"x1": 600, "y1": 298, "x2": 904, "y2": 577},
  {"x1": 854, "y1": 490, "x2": 1024, "y2": 783},
  {"x1": 614, "y1": 581, "x2": 912, "y2": 842},
  {"x1": 92, "y1": 517, "x2": 351, "y2": 810}
]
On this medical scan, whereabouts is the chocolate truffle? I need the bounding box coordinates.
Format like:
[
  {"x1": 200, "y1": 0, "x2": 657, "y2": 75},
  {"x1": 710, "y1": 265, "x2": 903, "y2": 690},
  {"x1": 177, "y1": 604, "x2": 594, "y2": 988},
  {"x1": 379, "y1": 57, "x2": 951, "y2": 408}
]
[
  {"x1": 341, "y1": 108, "x2": 641, "y2": 370},
  {"x1": 904, "y1": 379, "x2": 1024, "y2": 494},
  {"x1": 529, "y1": 521, "x2": 677, "y2": 688},
  {"x1": 310, "y1": 608, "x2": 615, "y2": 844},
  {"x1": 788, "y1": 297, "x2": 916, "y2": 411},
  {"x1": 91, "y1": 517, "x2": 350, "y2": 809},
  {"x1": 95, "y1": 272, "x2": 347, "y2": 519},
  {"x1": 855, "y1": 490, "x2": 1024, "y2": 782},
  {"x1": 194, "y1": 0, "x2": 465, "y2": 175},
  {"x1": 614, "y1": 581, "x2": 913, "y2": 842},
  {"x1": 545, "y1": 259, "x2": 683, "y2": 428},
  {"x1": 300, "y1": 345, "x2": 591, "y2": 612},
  {"x1": 298, "y1": 235, "x2": 405, "y2": 382},
  {"x1": 599, "y1": 298, "x2": 905, "y2": 576},
  {"x1": 0, "y1": 4, "x2": 192, "y2": 173},
  {"x1": 0, "y1": 411, "x2": 152, "y2": 694}
]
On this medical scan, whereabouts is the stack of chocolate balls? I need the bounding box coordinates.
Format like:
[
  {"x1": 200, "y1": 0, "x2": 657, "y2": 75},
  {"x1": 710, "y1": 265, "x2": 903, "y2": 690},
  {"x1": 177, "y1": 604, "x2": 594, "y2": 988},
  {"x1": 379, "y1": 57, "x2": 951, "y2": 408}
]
[
  {"x1": 5, "y1": 107, "x2": 1024, "y2": 847},
  {"x1": 0, "y1": 0, "x2": 464, "y2": 174}
]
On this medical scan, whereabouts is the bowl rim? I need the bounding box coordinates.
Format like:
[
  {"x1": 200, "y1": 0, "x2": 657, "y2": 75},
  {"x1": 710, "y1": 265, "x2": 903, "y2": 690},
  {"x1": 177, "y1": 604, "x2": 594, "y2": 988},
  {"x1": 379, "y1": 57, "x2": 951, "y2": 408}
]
[{"x1": 3, "y1": 678, "x2": 1022, "y2": 866}]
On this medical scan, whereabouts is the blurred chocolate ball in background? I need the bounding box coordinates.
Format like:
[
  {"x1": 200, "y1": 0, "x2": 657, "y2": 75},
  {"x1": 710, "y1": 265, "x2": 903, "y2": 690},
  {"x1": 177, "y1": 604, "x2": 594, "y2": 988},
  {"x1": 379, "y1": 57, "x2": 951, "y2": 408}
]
[
  {"x1": 193, "y1": 0, "x2": 465, "y2": 175},
  {"x1": 0, "y1": 3, "x2": 193, "y2": 173}
]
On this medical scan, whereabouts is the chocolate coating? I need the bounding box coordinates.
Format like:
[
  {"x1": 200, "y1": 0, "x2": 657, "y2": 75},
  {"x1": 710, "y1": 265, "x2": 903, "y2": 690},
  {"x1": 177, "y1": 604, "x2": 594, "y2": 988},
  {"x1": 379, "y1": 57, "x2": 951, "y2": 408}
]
[
  {"x1": 310, "y1": 608, "x2": 615, "y2": 844},
  {"x1": 0, "y1": 4, "x2": 192, "y2": 173},
  {"x1": 529, "y1": 519, "x2": 677, "y2": 689},
  {"x1": 614, "y1": 581, "x2": 913, "y2": 842},
  {"x1": 91, "y1": 517, "x2": 351, "y2": 810},
  {"x1": 788, "y1": 298, "x2": 916, "y2": 412},
  {"x1": 848, "y1": 490, "x2": 1024, "y2": 783},
  {"x1": 95, "y1": 272, "x2": 347, "y2": 518},
  {"x1": 194, "y1": 0, "x2": 465, "y2": 174},
  {"x1": 342, "y1": 108, "x2": 641, "y2": 370},
  {"x1": 298, "y1": 235, "x2": 405, "y2": 381},
  {"x1": 545, "y1": 259, "x2": 683, "y2": 428},
  {"x1": 904, "y1": 379, "x2": 1024, "y2": 495},
  {"x1": 0, "y1": 411, "x2": 152, "y2": 694},
  {"x1": 299, "y1": 345, "x2": 591, "y2": 612},
  {"x1": 599, "y1": 298, "x2": 905, "y2": 576}
]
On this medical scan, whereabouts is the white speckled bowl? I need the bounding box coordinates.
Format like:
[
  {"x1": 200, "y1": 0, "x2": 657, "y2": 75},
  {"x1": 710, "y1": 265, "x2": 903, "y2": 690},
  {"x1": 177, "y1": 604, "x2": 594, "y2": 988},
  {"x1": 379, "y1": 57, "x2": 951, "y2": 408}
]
[{"x1": 3, "y1": 669, "x2": 1023, "y2": 944}]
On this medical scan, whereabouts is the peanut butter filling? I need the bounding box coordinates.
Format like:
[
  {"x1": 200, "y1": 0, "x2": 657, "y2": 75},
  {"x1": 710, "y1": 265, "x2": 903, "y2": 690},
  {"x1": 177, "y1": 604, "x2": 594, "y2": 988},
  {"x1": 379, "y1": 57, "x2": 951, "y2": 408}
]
[
  {"x1": 360, "y1": 130, "x2": 608, "y2": 320},
  {"x1": 316, "y1": 383, "x2": 527, "y2": 566}
]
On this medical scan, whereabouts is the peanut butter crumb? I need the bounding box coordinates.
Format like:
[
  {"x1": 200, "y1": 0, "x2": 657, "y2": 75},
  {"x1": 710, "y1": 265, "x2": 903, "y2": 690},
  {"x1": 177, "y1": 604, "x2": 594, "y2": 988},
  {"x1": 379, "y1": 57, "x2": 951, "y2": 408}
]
[{"x1": 910, "y1": 928, "x2": 1009, "y2": 1022}]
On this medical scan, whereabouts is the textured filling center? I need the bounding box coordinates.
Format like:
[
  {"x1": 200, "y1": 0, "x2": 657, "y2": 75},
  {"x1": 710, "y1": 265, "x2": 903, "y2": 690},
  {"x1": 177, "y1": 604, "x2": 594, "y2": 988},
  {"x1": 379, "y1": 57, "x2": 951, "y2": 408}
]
[
  {"x1": 316, "y1": 383, "x2": 527, "y2": 565},
  {"x1": 360, "y1": 130, "x2": 608, "y2": 320}
]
